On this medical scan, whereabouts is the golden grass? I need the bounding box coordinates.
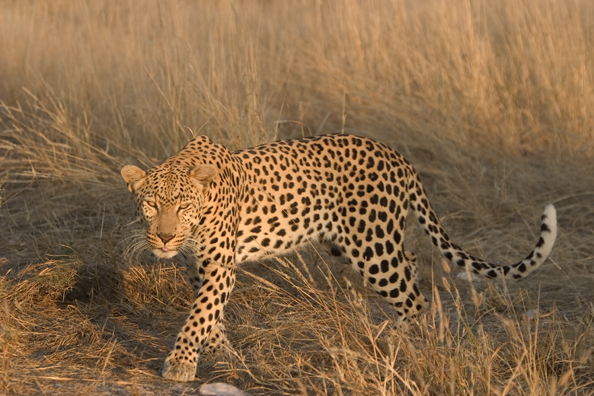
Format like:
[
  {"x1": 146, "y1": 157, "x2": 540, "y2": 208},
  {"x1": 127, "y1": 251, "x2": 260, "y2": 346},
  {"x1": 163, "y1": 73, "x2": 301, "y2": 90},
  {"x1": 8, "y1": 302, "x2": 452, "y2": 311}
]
[{"x1": 1, "y1": 0, "x2": 594, "y2": 394}]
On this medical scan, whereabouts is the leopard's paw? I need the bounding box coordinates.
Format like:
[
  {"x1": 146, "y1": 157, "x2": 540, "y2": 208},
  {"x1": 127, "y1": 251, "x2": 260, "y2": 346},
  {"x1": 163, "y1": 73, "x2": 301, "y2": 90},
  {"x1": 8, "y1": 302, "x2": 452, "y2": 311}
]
[{"x1": 162, "y1": 358, "x2": 197, "y2": 382}]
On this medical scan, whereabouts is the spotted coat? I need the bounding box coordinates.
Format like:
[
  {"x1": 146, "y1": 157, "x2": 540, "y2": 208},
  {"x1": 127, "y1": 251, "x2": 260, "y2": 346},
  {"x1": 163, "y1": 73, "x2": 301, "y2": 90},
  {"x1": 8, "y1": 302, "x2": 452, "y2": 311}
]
[{"x1": 121, "y1": 134, "x2": 557, "y2": 382}]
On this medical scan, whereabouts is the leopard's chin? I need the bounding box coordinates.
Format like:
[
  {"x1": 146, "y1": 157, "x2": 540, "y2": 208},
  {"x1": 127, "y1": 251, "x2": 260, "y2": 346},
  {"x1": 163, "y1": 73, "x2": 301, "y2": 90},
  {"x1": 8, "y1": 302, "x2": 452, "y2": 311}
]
[{"x1": 152, "y1": 248, "x2": 179, "y2": 259}]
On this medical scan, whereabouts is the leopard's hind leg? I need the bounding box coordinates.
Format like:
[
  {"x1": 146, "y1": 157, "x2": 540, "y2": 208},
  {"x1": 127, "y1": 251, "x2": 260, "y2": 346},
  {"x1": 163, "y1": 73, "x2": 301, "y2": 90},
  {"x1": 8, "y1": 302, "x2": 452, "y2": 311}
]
[{"x1": 341, "y1": 243, "x2": 428, "y2": 321}]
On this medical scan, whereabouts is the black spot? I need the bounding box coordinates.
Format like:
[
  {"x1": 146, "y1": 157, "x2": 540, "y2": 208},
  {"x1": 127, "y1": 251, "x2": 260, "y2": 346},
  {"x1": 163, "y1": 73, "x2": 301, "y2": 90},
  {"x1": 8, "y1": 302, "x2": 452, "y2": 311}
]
[
  {"x1": 357, "y1": 220, "x2": 366, "y2": 233},
  {"x1": 404, "y1": 267, "x2": 412, "y2": 282},
  {"x1": 393, "y1": 231, "x2": 401, "y2": 244},
  {"x1": 375, "y1": 243, "x2": 384, "y2": 257},
  {"x1": 385, "y1": 241, "x2": 394, "y2": 254},
  {"x1": 375, "y1": 225, "x2": 384, "y2": 238},
  {"x1": 378, "y1": 211, "x2": 387, "y2": 222},
  {"x1": 386, "y1": 219, "x2": 394, "y2": 234},
  {"x1": 525, "y1": 251, "x2": 534, "y2": 260},
  {"x1": 399, "y1": 279, "x2": 407, "y2": 292},
  {"x1": 391, "y1": 257, "x2": 399, "y2": 268}
]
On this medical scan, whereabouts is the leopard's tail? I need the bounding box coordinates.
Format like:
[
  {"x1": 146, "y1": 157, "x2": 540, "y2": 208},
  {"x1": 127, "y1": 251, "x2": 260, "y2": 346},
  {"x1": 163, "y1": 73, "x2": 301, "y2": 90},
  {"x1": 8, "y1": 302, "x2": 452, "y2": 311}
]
[{"x1": 408, "y1": 176, "x2": 557, "y2": 280}]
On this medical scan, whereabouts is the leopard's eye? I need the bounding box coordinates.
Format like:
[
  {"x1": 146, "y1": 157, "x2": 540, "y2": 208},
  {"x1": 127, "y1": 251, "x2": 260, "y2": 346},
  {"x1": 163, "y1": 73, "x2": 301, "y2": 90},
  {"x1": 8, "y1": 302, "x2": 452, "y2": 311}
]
[
  {"x1": 145, "y1": 200, "x2": 157, "y2": 208},
  {"x1": 179, "y1": 202, "x2": 191, "y2": 211}
]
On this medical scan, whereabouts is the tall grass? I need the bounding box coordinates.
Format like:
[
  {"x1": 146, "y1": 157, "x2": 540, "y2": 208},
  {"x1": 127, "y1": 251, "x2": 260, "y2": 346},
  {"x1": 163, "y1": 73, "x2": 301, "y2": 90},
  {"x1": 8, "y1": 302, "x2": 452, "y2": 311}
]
[
  {"x1": 1, "y1": 0, "x2": 594, "y2": 394},
  {"x1": 1, "y1": 0, "x2": 593, "y2": 164}
]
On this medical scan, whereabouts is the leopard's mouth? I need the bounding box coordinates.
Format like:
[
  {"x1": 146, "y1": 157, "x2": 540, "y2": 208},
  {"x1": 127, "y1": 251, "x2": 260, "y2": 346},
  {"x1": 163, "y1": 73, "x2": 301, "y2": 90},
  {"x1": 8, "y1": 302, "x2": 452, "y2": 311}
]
[{"x1": 152, "y1": 246, "x2": 179, "y2": 259}]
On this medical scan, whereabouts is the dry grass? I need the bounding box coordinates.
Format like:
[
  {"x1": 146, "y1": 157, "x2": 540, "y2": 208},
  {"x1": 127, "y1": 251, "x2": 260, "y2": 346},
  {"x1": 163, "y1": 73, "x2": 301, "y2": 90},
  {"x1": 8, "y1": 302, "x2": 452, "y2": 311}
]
[{"x1": 1, "y1": 0, "x2": 594, "y2": 394}]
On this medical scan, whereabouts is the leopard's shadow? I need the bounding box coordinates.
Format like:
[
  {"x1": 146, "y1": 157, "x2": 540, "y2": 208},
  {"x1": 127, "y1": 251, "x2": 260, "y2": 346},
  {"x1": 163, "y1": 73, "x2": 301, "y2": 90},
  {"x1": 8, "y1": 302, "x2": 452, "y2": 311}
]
[{"x1": 62, "y1": 256, "x2": 194, "y2": 376}]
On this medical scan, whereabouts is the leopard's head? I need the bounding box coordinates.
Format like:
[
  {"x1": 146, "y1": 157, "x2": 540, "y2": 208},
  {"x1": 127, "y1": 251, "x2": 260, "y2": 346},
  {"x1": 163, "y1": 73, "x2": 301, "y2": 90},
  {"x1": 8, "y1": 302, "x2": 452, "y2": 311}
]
[{"x1": 121, "y1": 163, "x2": 217, "y2": 258}]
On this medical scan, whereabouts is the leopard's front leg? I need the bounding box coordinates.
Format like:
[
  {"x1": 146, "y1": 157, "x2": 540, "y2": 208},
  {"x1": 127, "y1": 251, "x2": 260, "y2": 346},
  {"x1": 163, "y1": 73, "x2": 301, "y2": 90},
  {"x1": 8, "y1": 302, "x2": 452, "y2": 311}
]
[{"x1": 162, "y1": 261, "x2": 235, "y2": 381}]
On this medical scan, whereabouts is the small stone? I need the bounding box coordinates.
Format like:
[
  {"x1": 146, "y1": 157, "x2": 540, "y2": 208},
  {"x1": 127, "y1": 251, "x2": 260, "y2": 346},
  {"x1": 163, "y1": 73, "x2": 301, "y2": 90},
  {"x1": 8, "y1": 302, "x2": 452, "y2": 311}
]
[
  {"x1": 456, "y1": 271, "x2": 481, "y2": 282},
  {"x1": 198, "y1": 382, "x2": 252, "y2": 396}
]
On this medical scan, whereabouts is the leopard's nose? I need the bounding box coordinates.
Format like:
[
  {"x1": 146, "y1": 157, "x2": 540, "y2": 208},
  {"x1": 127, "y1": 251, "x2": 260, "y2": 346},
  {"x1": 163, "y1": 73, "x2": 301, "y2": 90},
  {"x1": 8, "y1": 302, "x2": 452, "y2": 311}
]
[{"x1": 158, "y1": 233, "x2": 175, "y2": 243}]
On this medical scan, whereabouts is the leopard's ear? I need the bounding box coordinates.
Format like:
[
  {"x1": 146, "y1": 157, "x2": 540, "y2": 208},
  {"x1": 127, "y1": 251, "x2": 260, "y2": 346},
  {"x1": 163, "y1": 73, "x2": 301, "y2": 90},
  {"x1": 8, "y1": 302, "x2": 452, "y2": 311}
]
[
  {"x1": 121, "y1": 165, "x2": 147, "y2": 193},
  {"x1": 189, "y1": 164, "x2": 218, "y2": 192}
]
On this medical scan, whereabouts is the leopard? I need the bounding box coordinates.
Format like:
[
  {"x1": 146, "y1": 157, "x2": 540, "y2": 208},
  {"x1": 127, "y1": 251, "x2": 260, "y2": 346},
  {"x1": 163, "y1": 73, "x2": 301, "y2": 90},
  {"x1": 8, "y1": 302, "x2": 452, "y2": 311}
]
[{"x1": 121, "y1": 134, "x2": 557, "y2": 382}]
